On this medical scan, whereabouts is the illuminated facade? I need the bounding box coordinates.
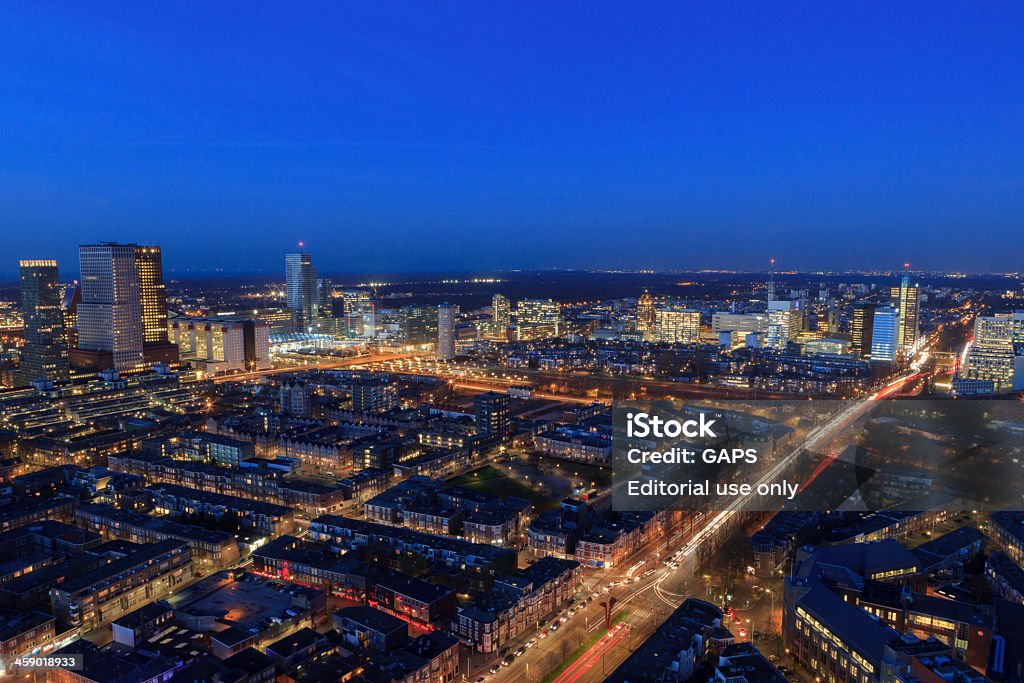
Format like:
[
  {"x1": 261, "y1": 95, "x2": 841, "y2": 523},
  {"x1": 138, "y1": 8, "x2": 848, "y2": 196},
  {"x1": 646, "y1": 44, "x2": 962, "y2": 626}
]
[
  {"x1": 76, "y1": 243, "x2": 146, "y2": 372},
  {"x1": 285, "y1": 252, "x2": 318, "y2": 332},
  {"x1": 168, "y1": 317, "x2": 271, "y2": 374},
  {"x1": 342, "y1": 288, "x2": 375, "y2": 338},
  {"x1": 636, "y1": 291, "x2": 656, "y2": 339},
  {"x1": 517, "y1": 298, "x2": 561, "y2": 336},
  {"x1": 766, "y1": 300, "x2": 801, "y2": 351},
  {"x1": 870, "y1": 308, "x2": 900, "y2": 362},
  {"x1": 958, "y1": 314, "x2": 1022, "y2": 393},
  {"x1": 401, "y1": 305, "x2": 438, "y2": 345},
  {"x1": 655, "y1": 308, "x2": 700, "y2": 343},
  {"x1": 492, "y1": 293, "x2": 511, "y2": 333},
  {"x1": 135, "y1": 246, "x2": 168, "y2": 344},
  {"x1": 851, "y1": 302, "x2": 876, "y2": 359},
  {"x1": 890, "y1": 276, "x2": 920, "y2": 351},
  {"x1": 711, "y1": 311, "x2": 767, "y2": 338},
  {"x1": 437, "y1": 302, "x2": 455, "y2": 360},
  {"x1": 16, "y1": 259, "x2": 70, "y2": 386}
]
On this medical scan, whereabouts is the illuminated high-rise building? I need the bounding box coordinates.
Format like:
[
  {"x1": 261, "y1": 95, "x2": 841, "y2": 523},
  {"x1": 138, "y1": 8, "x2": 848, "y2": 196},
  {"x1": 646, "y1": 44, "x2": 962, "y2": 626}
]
[
  {"x1": 134, "y1": 245, "x2": 178, "y2": 364},
  {"x1": 958, "y1": 313, "x2": 1022, "y2": 393},
  {"x1": 870, "y1": 307, "x2": 900, "y2": 362},
  {"x1": 636, "y1": 291, "x2": 656, "y2": 340},
  {"x1": 889, "y1": 276, "x2": 920, "y2": 351},
  {"x1": 317, "y1": 278, "x2": 334, "y2": 317},
  {"x1": 437, "y1": 303, "x2": 456, "y2": 360},
  {"x1": 492, "y1": 293, "x2": 511, "y2": 333},
  {"x1": 342, "y1": 289, "x2": 375, "y2": 338},
  {"x1": 15, "y1": 260, "x2": 70, "y2": 386},
  {"x1": 850, "y1": 302, "x2": 876, "y2": 359},
  {"x1": 517, "y1": 298, "x2": 561, "y2": 338},
  {"x1": 475, "y1": 391, "x2": 511, "y2": 441},
  {"x1": 61, "y1": 282, "x2": 81, "y2": 350},
  {"x1": 655, "y1": 308, "x2": 701, "y2": 343},
  {"x1": 135, "y1": 246, "x2": 168, "y2": 344},
  {"x1": 76, "y1": 243, "x2": 146, "y2": 372},
  {"x1": 285, "y1": 251, "x2": 318, "y2": 332},
  {"x1": 401, "y1": 305, "x2": 438, "y2": 346},
  {"x1": 766, "y1": 300, "x2": 801, "y2": 351}
]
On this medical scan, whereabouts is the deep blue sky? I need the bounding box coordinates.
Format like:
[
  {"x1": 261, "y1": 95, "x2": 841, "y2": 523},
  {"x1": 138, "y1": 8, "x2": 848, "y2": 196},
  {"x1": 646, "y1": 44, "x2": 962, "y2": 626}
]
[{"x1": 2, "y1": 2, "x2": 1023, "y2": 277}]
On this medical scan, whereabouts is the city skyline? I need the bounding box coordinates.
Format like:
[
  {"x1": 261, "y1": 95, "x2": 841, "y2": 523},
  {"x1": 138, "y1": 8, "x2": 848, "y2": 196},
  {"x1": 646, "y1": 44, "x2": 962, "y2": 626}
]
[{"x1": 3, "y1": 5, "x2": 1024, "y2": 682}]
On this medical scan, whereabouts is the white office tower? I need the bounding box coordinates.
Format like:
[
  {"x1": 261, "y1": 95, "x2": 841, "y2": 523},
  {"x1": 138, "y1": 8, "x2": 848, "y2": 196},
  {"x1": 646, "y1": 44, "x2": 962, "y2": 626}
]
[
  {"x1": 711, "y1": 312, "x2": 768, "y2": 349},
  {"x1": 957, "y1": 313, "x2": 1023, "y2": 394},
  {"x1": 655, "y1": 308, "x2": 701, "y2": 343},
  {"x1": 765, "y1": 300, "x2": 800, "y2": 351},
  {"x1": 285, "y1": 252, "x2": 318, "y2": 332},
  {"x1": 437, "y1": 303, "x2": 456, "y2": 360},
  {"x1": 870, "y1": 308, "x2": 900, "y2": 362},
  {"x1": 77, "y1": 244, "x2": 145, "y2": 372}
]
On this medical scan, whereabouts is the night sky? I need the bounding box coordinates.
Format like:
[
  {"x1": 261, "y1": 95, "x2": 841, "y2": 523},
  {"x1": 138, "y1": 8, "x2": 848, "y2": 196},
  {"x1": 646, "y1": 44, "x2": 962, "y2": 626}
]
[{"x1": 2, "y1": 2, "x2": 1023, "y2": 277}]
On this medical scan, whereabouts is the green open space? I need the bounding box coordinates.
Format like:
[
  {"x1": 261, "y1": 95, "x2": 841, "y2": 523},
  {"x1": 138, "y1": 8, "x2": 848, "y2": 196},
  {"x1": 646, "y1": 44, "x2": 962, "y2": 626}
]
[{"x1": 448, "y1": 465, "x2": 561, "y2": 511}]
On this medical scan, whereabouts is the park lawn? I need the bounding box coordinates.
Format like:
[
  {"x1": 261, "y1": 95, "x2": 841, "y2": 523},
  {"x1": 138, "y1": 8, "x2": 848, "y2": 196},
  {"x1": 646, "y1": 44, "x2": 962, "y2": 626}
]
[{"x1": 448, "y1": 465, "x2": 560, "y2": 510}]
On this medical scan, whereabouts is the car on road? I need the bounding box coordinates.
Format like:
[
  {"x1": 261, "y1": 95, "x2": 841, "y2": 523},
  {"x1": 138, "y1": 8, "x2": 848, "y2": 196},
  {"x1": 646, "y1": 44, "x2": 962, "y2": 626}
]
[
  {"x1": 476, "y1": 677, "x2": 486, "y2": 682},
  {"x1": 489, "y1": 665, "x2": 502, "y2": 674},
  {"x1": 777, "y1": 666, "x2": 792, "y2": 675},
  {"x1": 526, "y1": 638, "x2": 536, "y2": 648},
  {"x1": 515, "y1": 646, "x2": 526, "y2": 657},
  {"x1": 502, "y1": 655, "x2": 515, "y2": 667}
]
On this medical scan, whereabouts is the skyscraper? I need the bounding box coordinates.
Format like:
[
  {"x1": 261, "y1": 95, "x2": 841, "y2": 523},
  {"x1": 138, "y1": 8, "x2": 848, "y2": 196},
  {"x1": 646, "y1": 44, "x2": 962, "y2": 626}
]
[
  {"x1": 135, "y1": 246, "x2": 168, "y2": 344},
  {"x1": 76, "y1": 244, "x2": 146, "y2": 372},
  {"x1": 317, "y1": 278, "x2": 334, "y2": 318},
  {"x1": 636, "y1": 291, "x2": 656, "y2": 340},
  {"x1": 285, "y1": 251, "x2": 317, "y2": 332},
  {"x1": 766, "y1": 300, "x2": 801, "y2": 351},
  {"x1": 870, "y1": 307, "x2": 900, "y2": 362},
  {"x1": 437, "y1": 303, "x2": 456, "y2": 361},
  {"x1": 492, "y1": 293, "x2": 511, "y2": 333},
  {"x1": 401, "y1": 305, "x2": 438, "y2": 346},
  {"x1": 61, "y1": 282, "x2": 81, "y2": 351},
  {"x1": 342, "y1": 289, "x2": 375, "y2": 338},
  {"x1": 890, "y1": 276, "x2": 920, "y2": 351},
  {"x1": 850, "y1": 302, "x2": 877, "y2": 360},
  {"x1": 16, "y1": 260, "x2": 70, "y2": 386}
]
